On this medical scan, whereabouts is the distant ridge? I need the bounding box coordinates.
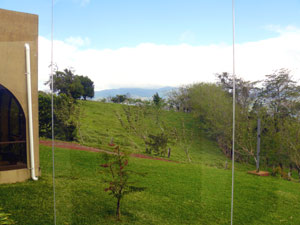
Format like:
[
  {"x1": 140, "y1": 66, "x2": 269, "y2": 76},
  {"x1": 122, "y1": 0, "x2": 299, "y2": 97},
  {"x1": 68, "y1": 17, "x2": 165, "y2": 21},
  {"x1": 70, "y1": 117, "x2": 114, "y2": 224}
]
[{"x1": 94, "y1": 87, "x2": 175, "y2": 100}]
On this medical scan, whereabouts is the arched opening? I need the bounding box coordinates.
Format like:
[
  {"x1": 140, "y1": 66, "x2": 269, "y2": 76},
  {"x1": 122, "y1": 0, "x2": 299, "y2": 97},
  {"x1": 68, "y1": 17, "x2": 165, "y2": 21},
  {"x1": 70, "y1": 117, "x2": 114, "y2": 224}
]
[{"x1": 0, "y1": 84, "x2": 27, "y2": 171}]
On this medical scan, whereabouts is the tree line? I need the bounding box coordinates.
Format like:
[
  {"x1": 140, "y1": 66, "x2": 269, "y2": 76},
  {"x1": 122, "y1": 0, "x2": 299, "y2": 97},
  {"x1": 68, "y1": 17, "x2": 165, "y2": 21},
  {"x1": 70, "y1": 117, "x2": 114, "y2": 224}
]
[
  {"x1": 168, "y1": 69, "x2": 300, "y2": 179},
  {"x1": 39, "y1": 68, "x2": 94, "y2": 141}
]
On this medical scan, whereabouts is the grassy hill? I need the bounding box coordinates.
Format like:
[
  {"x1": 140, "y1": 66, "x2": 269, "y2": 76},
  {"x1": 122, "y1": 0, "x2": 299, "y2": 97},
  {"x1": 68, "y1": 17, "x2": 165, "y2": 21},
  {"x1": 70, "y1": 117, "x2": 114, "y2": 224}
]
[
  {"x1": 0, "y1": 100, "x2": 300, "y2": 224},
  {"x1": 78, "y1": 100, "x2": 227, "y2": 165}
]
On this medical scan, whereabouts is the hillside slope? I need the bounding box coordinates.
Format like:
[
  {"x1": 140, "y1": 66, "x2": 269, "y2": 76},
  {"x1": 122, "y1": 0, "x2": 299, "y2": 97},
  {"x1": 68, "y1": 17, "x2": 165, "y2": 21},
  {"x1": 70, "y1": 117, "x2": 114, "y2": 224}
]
[
  {"x1": 1, "y1": 101, "x2": 300, "y2": 224},
  {"x1": 78, "y1": 100, "x2": 227, "y2": 165}
]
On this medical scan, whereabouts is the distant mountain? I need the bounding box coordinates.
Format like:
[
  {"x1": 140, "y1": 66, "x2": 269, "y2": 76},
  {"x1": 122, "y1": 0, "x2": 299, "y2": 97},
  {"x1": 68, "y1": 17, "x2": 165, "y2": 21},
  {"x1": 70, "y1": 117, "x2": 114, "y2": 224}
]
[{"x1": 94, "y1": 87, "x2": 175, "y2": 100}]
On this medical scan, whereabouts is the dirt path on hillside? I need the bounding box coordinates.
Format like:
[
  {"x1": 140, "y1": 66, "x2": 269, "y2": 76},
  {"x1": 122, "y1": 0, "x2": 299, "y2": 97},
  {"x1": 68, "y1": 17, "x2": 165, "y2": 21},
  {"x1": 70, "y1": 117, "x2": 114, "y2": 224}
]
[{"x1": 39, "y1": 140, "x2": 179, "y2": 163}]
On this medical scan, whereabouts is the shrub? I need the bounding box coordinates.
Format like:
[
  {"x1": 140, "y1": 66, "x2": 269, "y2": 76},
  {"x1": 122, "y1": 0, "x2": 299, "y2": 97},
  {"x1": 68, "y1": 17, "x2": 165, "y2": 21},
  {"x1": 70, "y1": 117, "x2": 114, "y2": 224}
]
[
  {"x1": 271, "y1": 166, "x2": 291, "y2": 181},
  {"x1": 100, "y1": 146, "x2": 145, "y2": 220},
  {"x1": 38, "y1": 91, "x2": 80, "y2": 141},
  {"x1": 145, "y1": 133, "x2": 168, "y2": 156}
]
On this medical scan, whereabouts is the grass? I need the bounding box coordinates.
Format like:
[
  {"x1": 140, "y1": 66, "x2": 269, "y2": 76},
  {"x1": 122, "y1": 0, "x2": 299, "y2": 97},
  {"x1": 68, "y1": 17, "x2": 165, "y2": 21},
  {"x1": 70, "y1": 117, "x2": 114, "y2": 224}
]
[
  {"x1": 78, "y1": 101, "x2": 228, "y2": 164},
  {"x1": 1, "y1": 100, "x2": 300, "y2": 224},
  {"x1": 1, "y1": 145, "x2": 300, "y2": 224}
]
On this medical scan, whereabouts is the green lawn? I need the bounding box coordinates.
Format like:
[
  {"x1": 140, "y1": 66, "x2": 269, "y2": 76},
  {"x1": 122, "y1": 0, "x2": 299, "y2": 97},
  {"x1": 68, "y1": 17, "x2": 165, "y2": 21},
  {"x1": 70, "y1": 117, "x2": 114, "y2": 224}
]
[
  {"x1": 1, "y1": 101, "x2": 300, "y2": 224},
  {"x1": 0, "y1": 145, "x2": 299, "y2": 224}
]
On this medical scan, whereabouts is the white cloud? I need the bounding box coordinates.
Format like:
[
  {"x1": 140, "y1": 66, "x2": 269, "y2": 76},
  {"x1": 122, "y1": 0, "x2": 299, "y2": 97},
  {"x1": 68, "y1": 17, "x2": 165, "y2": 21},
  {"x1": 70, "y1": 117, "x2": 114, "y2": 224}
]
[
  {"x1": 38, "y1": 28, "x2": 300, "y2": 91},
  {"x1": 265, "y1": 24, "x2": 300, "y2": 34},
  {"x1": 65, "y1": 36, "x2": 90, "y2": 47}
]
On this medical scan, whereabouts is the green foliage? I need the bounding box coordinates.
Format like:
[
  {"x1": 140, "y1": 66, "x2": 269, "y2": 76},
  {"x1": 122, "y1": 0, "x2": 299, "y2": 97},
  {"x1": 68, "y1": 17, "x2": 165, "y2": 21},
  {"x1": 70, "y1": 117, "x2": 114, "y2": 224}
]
[
  {"x1": 116, "y1": 104, "x2": 175, "y2": 156},
  {"x1": 115, "y1": 104, "x2": 150, "y2": 144},
  {"x1": 145, "y1": 132, "x2": 168, "y2": 156},
  {"x1": 100, "y1": 146, "x2": 145, "y2": 220},
  {"x1": 45, "y1": 68, "x2": 94, "y2": 100},
  {"x1": 38, "y1": 91, "x2": 52, "y2": 137},
  {"x1": 257, "y1": 69, "x2": 300, "y2": 168},
  {"x1": 215, "y1": 72, "x2": 261, "y2": 162},
  {"x1": 174, "y1": 120, "x2": 193, "y2": 162},
  {"x1": 188, "y1": 83, "x2": 233, "y2": 157},
  {"x1": 0, "y1": 208, "x2": 15, "y2": 225},
  {"x1": 216, "y1": 72, "x2": 260, "y2": 108},
  {"x1": 78, "y1": 75, "x2": 95, "y2": 100},
  {"x1": 167, "y1": 86, "x2": 191, "y2": 112},
  {"x1": 38, "y1": 91, "x2": 80, "y2": 141},
  {"x1": 181, "y1": 70, "x2": 300, "y2": 172},
  {"x1": 259, "y1": 69, "x2": 300, "y2": 118},
  {"x1": 111, "y1": 95, "x2": 127, "y2": 103},
  {"x1": 281, "y1": 115, "x2": 300, "y2": 180},
  {"x1": 54, "y1": 93, "x2": 80, "y2": 141},
  {"x1": 271, "y1": 166, "x2": 291, "y2": 181},
  {"x1": 152, "y1": 92, "x2": 162, "y2": 107}
]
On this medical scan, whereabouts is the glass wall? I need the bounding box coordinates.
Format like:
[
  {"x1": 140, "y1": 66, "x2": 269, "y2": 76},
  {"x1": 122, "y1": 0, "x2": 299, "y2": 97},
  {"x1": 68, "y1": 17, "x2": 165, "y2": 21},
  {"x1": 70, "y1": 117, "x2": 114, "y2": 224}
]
[
  {"x1": 0, "y1": 1, "x2": 299, "y2": 225},
  {"x1": 51, "y1": 1, "x2": 233, "y2": 224},
  {"x1": 233, "y1": 1, "x2": 300, "y2": 224}
]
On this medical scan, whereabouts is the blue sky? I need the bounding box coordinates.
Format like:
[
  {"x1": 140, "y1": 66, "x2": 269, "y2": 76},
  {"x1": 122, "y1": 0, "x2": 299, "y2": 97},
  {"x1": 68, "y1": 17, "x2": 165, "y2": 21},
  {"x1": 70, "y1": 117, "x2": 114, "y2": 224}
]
[
  {"x1": 1, "y1": 0, "x2": 300, "y2": 90},
  {"x1": 2, "y1": 0, "x2": 300, "y2": 49}
]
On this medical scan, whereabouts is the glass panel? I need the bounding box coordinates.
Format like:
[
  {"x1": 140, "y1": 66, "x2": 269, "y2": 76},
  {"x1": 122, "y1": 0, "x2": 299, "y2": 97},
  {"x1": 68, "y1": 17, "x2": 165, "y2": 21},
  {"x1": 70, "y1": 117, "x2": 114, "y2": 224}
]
[
  {"x1": 233, "y1": 1, "x2": 300, "y2": 224},
  {"x1": 0, "y1": 85, "x2": 27, "y2": 170},
  {"x1": 51, "y1": 1, "x2": 233, "y2": 224}
]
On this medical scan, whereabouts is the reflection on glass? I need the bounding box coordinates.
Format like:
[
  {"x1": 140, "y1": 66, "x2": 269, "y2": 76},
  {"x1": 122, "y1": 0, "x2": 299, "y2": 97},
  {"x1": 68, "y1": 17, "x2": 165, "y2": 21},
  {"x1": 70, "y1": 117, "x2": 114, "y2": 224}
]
[{"x1": 0, "y1": 84, "x2": 27, "y2": 171}]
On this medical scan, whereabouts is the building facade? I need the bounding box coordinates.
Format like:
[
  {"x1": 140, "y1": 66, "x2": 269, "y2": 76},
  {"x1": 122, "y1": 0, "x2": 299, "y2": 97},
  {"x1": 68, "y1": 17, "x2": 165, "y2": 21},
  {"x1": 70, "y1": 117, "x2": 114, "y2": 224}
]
[{"x1": 0, "y1": 9, "x2": 40, "y2": 183}]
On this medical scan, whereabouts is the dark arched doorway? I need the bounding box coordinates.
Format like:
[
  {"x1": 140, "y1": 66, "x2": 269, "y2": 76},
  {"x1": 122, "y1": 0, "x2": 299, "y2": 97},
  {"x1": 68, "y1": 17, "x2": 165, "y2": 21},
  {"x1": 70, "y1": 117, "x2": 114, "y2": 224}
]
[{"x1": 0, "y1": 84, "x2": 27, "y2": 171}]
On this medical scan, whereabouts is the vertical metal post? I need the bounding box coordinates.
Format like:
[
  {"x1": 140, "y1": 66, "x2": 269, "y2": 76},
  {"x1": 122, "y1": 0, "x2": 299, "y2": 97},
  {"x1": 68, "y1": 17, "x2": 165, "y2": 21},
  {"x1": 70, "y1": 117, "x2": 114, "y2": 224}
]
[
  {"x1": 256, "y1": 119, "x2": 261, "y2": 172},
  {"x1": 51, "y1": 0, "x2": 57, "y2": 224},
  {"x1": 231, "y1": 0, "x2": 236, "y2": 224}
]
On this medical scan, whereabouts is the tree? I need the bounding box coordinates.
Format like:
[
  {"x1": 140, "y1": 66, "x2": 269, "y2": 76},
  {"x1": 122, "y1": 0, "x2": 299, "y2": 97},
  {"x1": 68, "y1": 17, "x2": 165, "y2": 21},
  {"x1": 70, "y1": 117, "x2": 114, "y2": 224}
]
[
  {"x1": 174, "y1": 120, "x2": 193, "y2": 162},
  {"x1": 111, "y1": 95, "x2": 127, "y2": 103},
  {"x1": 116, "y1": 104, "x2": 173, "y2": 156},
  {"x1": 188, "y1": 83, "x2": 233, "y2": 157},
  {"x1": 167, "y1": 86, "x2": 191, "y2": 112},
  {"x1": 216, "y1": 72, "x2": 260, "y2": 110},
  {"x1": 70, "y1": 75, "x2": 84, "y2": 99},
  {"x1": 258, "y1": 69, "x2": 300, "y2": 168},
  {"x1": 38, "y1": 91, "x2": 52, "y2": 137},
  {"x1": 216, "y1": 73, "x2": 265, "y2": 163},
  {"x1": 78, "y1": 75, "x2": 94, "y2": 100},
  {"x1": 45, "y1": 68, "x2": 94, "y2": 100},
  {"x1": 45, "y1": 68, "x2": 82, "y2": 99},
  {"x1": 234, "y1": 110, "x2": 260, "y2": 164},
  {"x1": 100, "y1": 146, "x2": 145, "y2": 220},
  {"x1": 283, "y1": 116, "x2": 300, "y2": 180},
  {"x1": 115, "y1": 105, "x2": 150, "y2": 148},
  {"x1": 38, "y1": 91, "x2": 80, "y2": 141},
  {"x1": 259, "y1": 69, "x2": 300, "y2": 120},
  {"x1": 152, "y1": 92, "x2": 162, "y2": 107}
]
